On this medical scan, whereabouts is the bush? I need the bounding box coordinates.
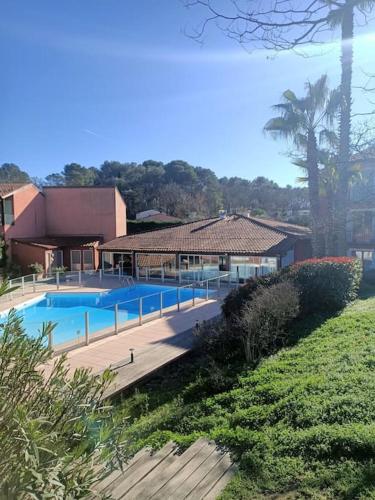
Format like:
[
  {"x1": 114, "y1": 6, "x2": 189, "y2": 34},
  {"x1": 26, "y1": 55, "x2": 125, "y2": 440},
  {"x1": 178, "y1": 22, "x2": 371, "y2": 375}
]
[
  {"x1": 28, "y1": 262, "x2": 44, "y2": 275},
  {"x1": 286, "y1": 257, "x2": 362, "y2": 313},
  {"x1": 0, "y1": 282, "x2": 129, "y2": 497},
  {"x1": 223, "y1": 257, "x2": 362, "y2": 319},
  {"x1": 222, "y1": 271, "x2": 284, "y2": 319},
  {"x1": 234, "y1": 281, "x2": 300, "y2": 364},
  {"x1": 194, "y1": 318, "x2": 241, "y2": 361}
]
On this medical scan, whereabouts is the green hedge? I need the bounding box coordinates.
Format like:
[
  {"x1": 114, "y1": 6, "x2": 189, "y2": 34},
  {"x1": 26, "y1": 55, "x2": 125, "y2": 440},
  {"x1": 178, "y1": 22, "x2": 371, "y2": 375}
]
[
  {"x1": 287, "y1": 257, "x2": 362, "y2": 313},
  {"x1": 222, "y1": 257, "x2": 362, "y2": 318}
]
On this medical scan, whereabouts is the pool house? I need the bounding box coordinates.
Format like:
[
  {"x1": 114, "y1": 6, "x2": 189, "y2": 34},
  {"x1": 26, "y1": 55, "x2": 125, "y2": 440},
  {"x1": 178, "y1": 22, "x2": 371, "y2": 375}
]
[{"x1": 99, "y1": 214, "x2": 311, "y2": 283}]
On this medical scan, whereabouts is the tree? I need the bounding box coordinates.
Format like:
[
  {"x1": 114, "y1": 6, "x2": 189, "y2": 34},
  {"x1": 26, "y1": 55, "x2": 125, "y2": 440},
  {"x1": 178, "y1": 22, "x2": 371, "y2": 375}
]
[
  {"x1": 186, "y1": 0, "x2": 375, "y2": 254},
  {"x1": 0, "y1": 163, "x2": 30, "y2": 183},
  {"x1": 63, "y1": 163, "x2": 98, "y2": 186},
  {"x1": 264, "y1": 75, "x2": 339, "y2": 256},
  {"x1": 0, "y1": 282, "x2": 129, "y2": 497},
  {"x1": 44, "y1": 173, "x2": 65, "y2": 186}
]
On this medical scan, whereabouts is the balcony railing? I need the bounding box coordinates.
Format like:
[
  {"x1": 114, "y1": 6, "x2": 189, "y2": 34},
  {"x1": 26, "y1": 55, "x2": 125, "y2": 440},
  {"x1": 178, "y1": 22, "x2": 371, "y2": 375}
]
[{"x1": 349, "y1": 229, "x2": 375, "y2": 244}]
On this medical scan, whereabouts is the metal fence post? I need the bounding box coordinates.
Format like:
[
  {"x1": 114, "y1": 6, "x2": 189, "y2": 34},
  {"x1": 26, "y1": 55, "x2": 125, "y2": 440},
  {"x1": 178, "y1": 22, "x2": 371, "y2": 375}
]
[
  {"x1": 99, "y1": 269, "x2": 103, "y2": 282},
  {"x1": 56, "y1": 272, "x2": 60, "y2": 290},
  {"x1": 114, "y1": 303, "x2": 119, "y2": 334},
  {"x1": 48, "y1": 329, "x2": 53, "y2": 349},
  {"x1": 21, "y1": 276, "x2": 25, "y2": 295},
  {"x1": 85, "y1": 311, "x2": 90, "y2": 346},
  {"x1": 32, "y1": 274, "x2": 36, "y2": 293},
  {"x1": 160, "y1": 292, "x2": 163, "y2": 317},
  {"x1": 78, "y1": 270, "x2": 82, "y2": 287},
  {"x1": 139, "y1": 297, "x2": 143, "y2": 325},
  {"x1": 192, "y1": 285, "x2": 195, "y2": 306},
  {"x1": 206, "y1": 279, "x2": 209, "y2": 300},
  {"x1": 177, "y1": 287, "x2": 180, "y2": 312}
]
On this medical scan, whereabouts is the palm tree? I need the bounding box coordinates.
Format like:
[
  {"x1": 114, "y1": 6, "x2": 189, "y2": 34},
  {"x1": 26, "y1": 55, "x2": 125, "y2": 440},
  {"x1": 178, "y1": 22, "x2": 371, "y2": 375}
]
[
  {"x1": 327, "y1": 1, "x2": 375, "y2": 255},
  {"x1": 264, "y1": 75, "x2": 339, "y2": 256}
]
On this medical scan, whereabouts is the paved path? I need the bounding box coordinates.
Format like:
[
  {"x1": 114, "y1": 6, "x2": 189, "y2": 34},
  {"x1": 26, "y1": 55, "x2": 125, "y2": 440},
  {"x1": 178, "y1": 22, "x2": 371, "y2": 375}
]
[
  {"x1": 90, "y1": 438, "x2": 236, "y2": 499},
  {"x1": 45, "y1": 299, "x2": 221, "y2": 398}
]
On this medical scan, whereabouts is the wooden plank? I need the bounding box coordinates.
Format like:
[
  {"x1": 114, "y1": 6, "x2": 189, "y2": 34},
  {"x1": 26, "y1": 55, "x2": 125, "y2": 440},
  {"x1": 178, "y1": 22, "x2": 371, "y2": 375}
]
[
  {"x1": 151, "y1": 443, "x2": 215, "y2": 500},
  {"x1": 92, "y1": 447, "x2": 150, "y2": 495},
  {"x1": 123, "y1": 438, "x2": 210, "y2": 500},
  {"x1": 203, "y1": 463, "x2": 237, "y2": 500},
  {"x1": 110, "y1": 442, "x2": 176, "y2": 498},
  {"x1": 186, "y1": 453, "x2": 233, "y2": 499},
  {"x1": 171, "y1": 448, "x2": 224, "y2": 499}
]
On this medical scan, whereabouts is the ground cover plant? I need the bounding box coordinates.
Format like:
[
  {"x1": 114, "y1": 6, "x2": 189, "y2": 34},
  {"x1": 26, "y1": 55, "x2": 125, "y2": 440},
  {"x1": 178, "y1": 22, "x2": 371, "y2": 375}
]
[{"x1": 115, "y1": 274, "x2": 375, "y2": 498}]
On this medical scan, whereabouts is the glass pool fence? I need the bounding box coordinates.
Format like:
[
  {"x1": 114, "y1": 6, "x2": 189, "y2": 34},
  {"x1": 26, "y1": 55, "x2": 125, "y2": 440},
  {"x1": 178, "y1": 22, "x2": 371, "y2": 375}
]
[{"x1": 2, "y1": 273, "x2": 232, "y2": 352}]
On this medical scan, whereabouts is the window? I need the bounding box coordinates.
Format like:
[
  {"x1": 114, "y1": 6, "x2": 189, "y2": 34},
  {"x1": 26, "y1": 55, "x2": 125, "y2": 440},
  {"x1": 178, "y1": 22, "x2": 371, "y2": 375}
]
[
  {"x1": 71, "y1": 250, "x2": 81, "y2": 271},
  {"x1": 136, "y1": 253, "x2": 176, "y2": 280},
  {"x1": 47, "y1": 250, "x2": 63, "y2": 273},
  {"x1": 350, "y1": 249, "x2": 375, "y2": 271},
  {"x1": 83, "y1": 250, "x2": 93, "y2": 270},
  {"x1": 102, "y1": 252, "x2": 114, "y2": 270},
  {"x1": 3, "y1": 197, "x2": 14, "y2": 225}
]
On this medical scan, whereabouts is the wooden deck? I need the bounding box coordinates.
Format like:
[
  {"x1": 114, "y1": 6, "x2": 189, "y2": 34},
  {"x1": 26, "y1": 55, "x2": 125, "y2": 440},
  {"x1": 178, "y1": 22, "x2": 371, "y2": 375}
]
[
  {"x1": 43, "y1": 299, "x2": 221, "y2": 398},
  {"x1": 90, "y1": 438, "x2": 236, "y2": 499}
]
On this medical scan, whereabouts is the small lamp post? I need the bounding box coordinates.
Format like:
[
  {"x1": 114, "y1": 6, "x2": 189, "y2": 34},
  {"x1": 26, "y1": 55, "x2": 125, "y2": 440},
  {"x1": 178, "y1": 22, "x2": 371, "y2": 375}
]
[{"x1": 129, "y1": 348, "x2": 135, "y2": 363}]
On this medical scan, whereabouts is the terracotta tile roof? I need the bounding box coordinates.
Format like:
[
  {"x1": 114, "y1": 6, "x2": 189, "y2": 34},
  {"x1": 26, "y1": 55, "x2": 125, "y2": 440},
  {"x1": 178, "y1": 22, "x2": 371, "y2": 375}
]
[
  {"x1": 13, "y1": 236, "x2": 102, "y2": 250},
  {"x1": 100, "y1": 214, "x2": 310, "y2": 256},
  {"x1": 250, "y1": 217, "x2": 311, "y2": 237},
  {"x1": 0, "y1": 183, "x2": 31, "y2": 198}
]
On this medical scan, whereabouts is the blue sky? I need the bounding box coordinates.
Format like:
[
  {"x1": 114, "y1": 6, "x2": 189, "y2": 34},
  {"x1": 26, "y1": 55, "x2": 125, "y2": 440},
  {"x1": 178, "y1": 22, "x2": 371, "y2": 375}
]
[{"x1": 0, "y1": 0, "x2": 374, "y2": 186}]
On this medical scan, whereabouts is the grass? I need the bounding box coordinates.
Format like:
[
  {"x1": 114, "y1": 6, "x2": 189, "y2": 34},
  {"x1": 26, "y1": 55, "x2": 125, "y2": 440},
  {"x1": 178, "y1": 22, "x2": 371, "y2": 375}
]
[{"x1": 115, "y1": 285, "x2": 375, "y2": 499}]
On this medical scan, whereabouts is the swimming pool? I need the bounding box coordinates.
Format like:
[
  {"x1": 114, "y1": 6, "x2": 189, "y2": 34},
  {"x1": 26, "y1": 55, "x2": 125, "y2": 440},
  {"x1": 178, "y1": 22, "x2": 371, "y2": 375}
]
[{"x1": 5, "y1": 284, "x2": 211, "y2": 347}]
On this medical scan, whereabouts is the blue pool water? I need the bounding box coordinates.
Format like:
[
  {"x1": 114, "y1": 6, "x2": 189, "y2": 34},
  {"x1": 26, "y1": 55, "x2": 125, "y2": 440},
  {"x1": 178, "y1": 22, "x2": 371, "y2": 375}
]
[{"x1": 6, "y1": 284, "x2": 209, "y2": 346}]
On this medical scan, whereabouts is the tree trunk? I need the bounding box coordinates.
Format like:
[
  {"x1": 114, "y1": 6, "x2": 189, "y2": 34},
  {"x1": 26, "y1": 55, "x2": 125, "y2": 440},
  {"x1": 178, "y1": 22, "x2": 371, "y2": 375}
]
[
  {"x1": 307, "y1": 130, "x2": 324, "y2": 256},
  {"x1": 325, "y1": 183, "x2": 336, "y2": 256},
  {"x1": 335, "y1": 3, "x2": 354, "y2": 256}
]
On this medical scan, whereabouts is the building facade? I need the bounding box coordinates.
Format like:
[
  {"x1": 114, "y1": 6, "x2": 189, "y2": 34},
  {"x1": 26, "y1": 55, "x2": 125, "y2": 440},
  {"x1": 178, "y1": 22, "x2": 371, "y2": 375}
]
[
  {"x1": 347, "y1": 159, "x2": 375, "y2": 270},
  {"x1": 0, "y1": 184, "x2": 126, "y2": 273},
  {"x1": 99, "y1": 214, "x2": 311, "y2": 282}
]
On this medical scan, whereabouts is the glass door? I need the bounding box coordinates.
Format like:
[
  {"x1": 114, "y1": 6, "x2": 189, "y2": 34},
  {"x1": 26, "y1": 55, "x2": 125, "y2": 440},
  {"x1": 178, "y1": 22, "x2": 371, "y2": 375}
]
[
  {"x1": 82, "y1": 250, "x2": 94, "y2": 270},
  {"x1": 71, "y1": 250, "x2": 82, "y2": 271}
]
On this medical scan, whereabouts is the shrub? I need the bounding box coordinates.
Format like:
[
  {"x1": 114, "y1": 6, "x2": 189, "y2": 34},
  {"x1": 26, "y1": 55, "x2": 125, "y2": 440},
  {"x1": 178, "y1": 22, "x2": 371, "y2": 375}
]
[
  {"x1": 223, "y1": 257, "x2": 362, "y2": 319},
  {"x1": 194, "y1": 318, "x2": 241, "y2": 361},
  {"x1": 286, "y1": 257, "x2": 362, "y2": 313},
  {"x1": 0, "y1": 281, "x2": 129, "y2": 497},
  {"x1": 222, "y1": 271, "x2": 284, "y2": 319},
  {"x1": 28, "y1": 262, "x2": 44, "y2": 275},
  {"x1": 234, "y1": 281, "x2": 300, "y2": 364}
]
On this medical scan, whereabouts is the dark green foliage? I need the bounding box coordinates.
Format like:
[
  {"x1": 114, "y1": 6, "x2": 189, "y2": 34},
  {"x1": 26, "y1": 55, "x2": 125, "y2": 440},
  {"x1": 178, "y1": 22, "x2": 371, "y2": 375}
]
[
  {"x1": 199, "y1": 282, "x2": 300, "y2": 365},
  {"x1": 223, "y1": 257, "x2": 362, "y2": 320},
  {"x1": 0, "y1": 163, "x2": 30, "y2": 183},
  {"x1": 127, "y1": 219, "x2": 182, "y2": 234},
  {"x1": 286, "y1": 257, "x2": 362, "y2": 313},
  {"x1": 0, "y1": 282, "x2": 129, "y2": 497},
  {"x1": 234, "y1": 281, "x2": 300, "y2": 364},
  {"x1": 39, "y1": 159, "x2": 308, "y2": 220},
  {"x1": 221, "y1": 271, "x2": 284, "y2": 319}
]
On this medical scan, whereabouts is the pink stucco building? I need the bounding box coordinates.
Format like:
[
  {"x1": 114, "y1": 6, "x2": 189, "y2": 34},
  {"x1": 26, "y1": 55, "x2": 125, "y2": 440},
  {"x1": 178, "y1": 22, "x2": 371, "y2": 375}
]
[{"x1": 0, "y1": 183, "x2": 126, "y2": 273}]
